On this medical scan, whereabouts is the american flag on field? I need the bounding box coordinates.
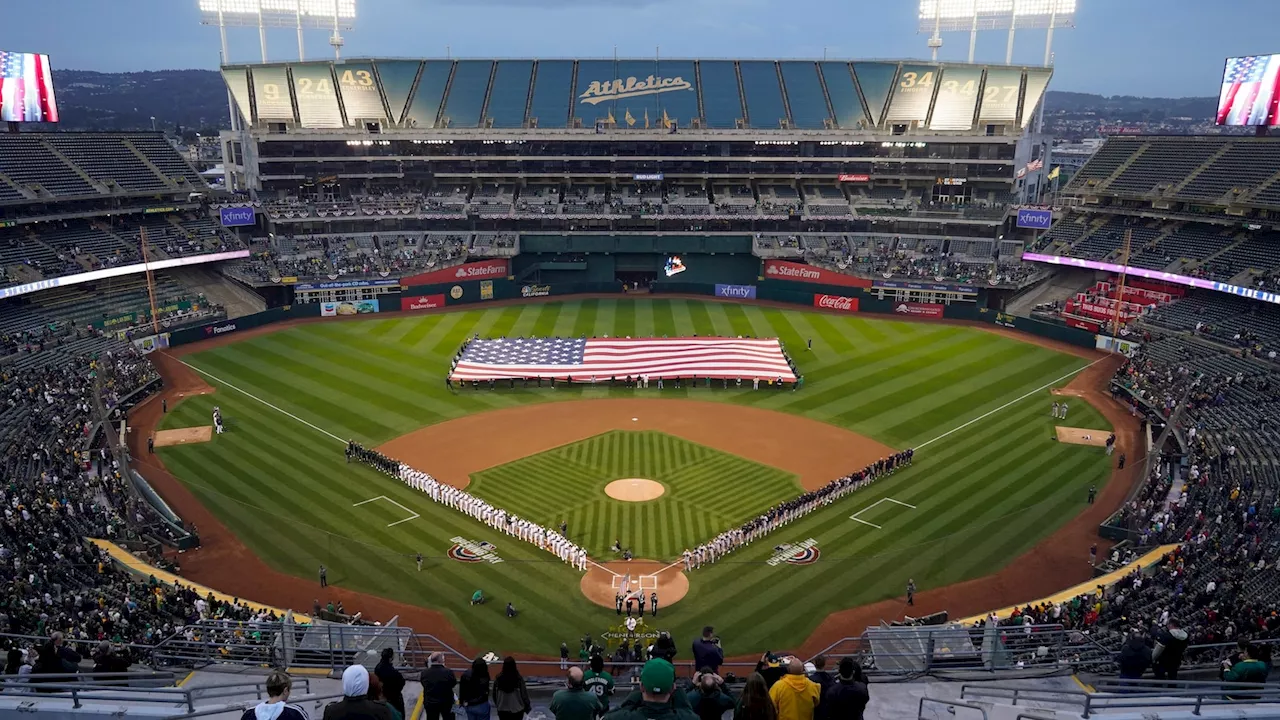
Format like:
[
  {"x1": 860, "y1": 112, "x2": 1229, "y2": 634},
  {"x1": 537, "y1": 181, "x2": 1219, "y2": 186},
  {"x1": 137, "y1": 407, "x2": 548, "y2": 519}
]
[
  {"x1": 449, "y1": 337, "x2": 797, "y2": 382},
  {"x1": 1217, "y1": 54, "x2": 1280, "y2": 127},
  {"x1": 0, "y1": 52, "x2": 58, "y2": 123}
]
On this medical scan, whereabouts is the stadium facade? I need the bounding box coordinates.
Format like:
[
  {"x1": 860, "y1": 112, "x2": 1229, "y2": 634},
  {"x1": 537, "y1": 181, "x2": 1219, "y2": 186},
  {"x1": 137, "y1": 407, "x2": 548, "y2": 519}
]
[{"x1": 217, "y1": 57, "x2": 1054, "y2": 304}]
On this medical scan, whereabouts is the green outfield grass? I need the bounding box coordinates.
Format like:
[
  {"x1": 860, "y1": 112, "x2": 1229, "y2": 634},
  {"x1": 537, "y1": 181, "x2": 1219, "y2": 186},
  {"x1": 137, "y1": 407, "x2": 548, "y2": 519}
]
[
  {"x1": 469, "y1": 430, "x2": 799, "y2": 559},
  {"x1": 157, "y1": 298, "x2": 1112, "y2": 654}
]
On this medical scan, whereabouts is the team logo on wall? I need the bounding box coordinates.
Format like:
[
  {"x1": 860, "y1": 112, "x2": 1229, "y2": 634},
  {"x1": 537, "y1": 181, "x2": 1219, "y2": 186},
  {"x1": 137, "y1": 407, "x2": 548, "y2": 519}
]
[
  {"x1": 450, "y1": 285, "x2": 464, "y2": 299},
  {"x1": 767, "y1": 539, "x2": 820, "y2": 566},
  {"x1": 579, "y1": 75, "x2": 693, "y2": 105},
  {"x1": 448, "y1": 537, "x2": 503, "y2": 564}
]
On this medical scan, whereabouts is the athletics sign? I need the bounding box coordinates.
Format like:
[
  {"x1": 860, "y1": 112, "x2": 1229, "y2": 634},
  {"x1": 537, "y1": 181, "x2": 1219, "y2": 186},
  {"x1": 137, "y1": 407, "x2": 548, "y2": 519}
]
[{"x1": 579, "y1": 75, "x2": 694, "y2": 105}]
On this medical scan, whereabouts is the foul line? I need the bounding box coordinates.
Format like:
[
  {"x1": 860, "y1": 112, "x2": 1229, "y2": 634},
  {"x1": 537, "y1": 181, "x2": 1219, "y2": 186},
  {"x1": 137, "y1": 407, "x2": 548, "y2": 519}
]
[
  {"x1": 849, "y1": 496, "x2": 916, "y2": 527},
  {"x1": 353, "y1": 495, "x2": 421, "y2": 527},
  {"x1": 914, "y1": 357, "x2": 1105, "y2": 451},
  {"x1": 177, "y1": 359, "x2": 347, "y2": 444}
]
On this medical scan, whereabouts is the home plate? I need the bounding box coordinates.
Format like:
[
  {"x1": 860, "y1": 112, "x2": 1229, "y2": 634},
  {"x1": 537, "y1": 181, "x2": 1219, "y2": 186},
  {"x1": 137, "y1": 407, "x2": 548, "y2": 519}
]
[
  {"x1": 1056, "y1": 426, "x2": 1109, "y2": 447},
  {"x1": 632, "y1": 417, "x2": 638, "y2": 422}
]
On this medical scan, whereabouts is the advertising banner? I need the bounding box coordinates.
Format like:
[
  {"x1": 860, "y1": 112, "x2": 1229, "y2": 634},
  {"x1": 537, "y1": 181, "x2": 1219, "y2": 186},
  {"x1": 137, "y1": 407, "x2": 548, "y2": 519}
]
[
  {"x1": 892, "y1": 301, "x2": 944, "y2": 318},
  {"x1": 219, "y1": 205, "x2": 257, "y2": 227},
  {"x1": 995, "y1": 312, "x2": 1017, "y2": 328},
  {"x1": 764, "y1": 260, "x2": 872, "y2": 289},
  {"x1": 480, "y1": 280, "x2": 494, "y2": 300},
  {"x1": 320, "y1": 299, "x2": 381, "y2": 317},
  {"x1": 813, "y1": 294, "x2": 859, "y2": 312},
  {"x1": 294, "y1": 278, "x2": 400, "y2": 291},
  {"x1": 1096, "y1": 335, "x2": 1141, "y2": 357},
  {"x1": 406, "y1": 294, "x2": 446, "y2": 311},
  {"x1": 838, "y1": 173, "x2": 870, "y2": 182},
  {"x1": 132, "y1": 333, "x2": 171, "y2": 355},
  {"x1": 1015, "y1": 208, "x2": 1053, "y2": 230},
  {"x1": 520, "y1": 284, "x2": 552, "y2": 298},
  {"x1": 714, "y1": 284, "x2": 757, "y2": 299},
  {"x1": 401, "y1": 259, "x2": 510, "y2": 287},
  {"x1": 1065, "y1": 317, "x2": 1102, "y2": 332},
  {"x1": 874, "y1": 280, "x2": 978, "y2": 294}
]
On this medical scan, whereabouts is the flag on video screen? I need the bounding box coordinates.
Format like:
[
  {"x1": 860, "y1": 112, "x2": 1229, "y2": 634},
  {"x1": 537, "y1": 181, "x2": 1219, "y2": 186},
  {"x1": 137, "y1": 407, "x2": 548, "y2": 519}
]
[
  {"x1": 0, "y1": 52, "x2": 58, "y2": 123},
  {"x1": 1217, "y1": 55, "x2": 1280, "y2": 127},
  {"x1": 449, "y1": 337, "x2": 797, "y2": 382}
]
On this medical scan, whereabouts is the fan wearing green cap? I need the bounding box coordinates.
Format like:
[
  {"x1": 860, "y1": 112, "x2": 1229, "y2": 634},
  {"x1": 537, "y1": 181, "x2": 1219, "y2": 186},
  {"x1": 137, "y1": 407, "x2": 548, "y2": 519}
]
[{"x1": 602, "y1": 659, "x2": 697, "y2": 719}]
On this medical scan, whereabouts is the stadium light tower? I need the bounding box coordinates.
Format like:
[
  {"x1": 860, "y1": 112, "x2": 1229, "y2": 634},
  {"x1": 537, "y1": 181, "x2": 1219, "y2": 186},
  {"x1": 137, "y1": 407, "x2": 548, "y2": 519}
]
[
  {"x1": 917, "y1": 0, "x2": 1076, "y2": 65},
  {"x1": 198, "y1": 0, "x2": 356, "y2": 62}
]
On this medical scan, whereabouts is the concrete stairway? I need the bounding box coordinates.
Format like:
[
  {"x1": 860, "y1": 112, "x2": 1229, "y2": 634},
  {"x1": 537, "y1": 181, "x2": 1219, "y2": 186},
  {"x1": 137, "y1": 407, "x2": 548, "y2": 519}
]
[
  {"x1": 172, "y1": 267, "x2": 266, "y2": 319},
  {"x1": 1006, "y1": 267, "x2": 1099, "y2": 317}
]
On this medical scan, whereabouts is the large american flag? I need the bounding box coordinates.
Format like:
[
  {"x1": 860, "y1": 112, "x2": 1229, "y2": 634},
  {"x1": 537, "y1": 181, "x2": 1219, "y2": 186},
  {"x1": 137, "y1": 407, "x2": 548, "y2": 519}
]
[
  {"x1": 1217, "y1": 54, "x2": 1280, "y2": 127},
  {"x1": 449, "y1": 337, "x2": 797, "y2": 382},
  {"x1": 0, "y1": 52, "x2": 58, "y2": 124}
]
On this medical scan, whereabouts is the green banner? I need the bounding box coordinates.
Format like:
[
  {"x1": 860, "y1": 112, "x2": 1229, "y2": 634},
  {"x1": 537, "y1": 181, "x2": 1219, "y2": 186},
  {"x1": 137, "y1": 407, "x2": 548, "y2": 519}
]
[{"x1": 93, "y1": 300, "x2": 194, "y2": 330}]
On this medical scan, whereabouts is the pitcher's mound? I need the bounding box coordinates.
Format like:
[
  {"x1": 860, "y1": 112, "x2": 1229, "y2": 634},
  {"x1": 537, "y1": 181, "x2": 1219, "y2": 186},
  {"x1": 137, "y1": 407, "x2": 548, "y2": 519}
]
[
  {"x1": 581, "y1": 559, "x2": 689, "y2": 609},
  {"x1": 154, "y1": 426, "x2": 213, "y2": 447},
  {"x1": 605, "y1": 478, "x2": 665, "y2": 502},
  {"x1": 1056, "y1": 426, "x2": 1110, "y2": 447}
]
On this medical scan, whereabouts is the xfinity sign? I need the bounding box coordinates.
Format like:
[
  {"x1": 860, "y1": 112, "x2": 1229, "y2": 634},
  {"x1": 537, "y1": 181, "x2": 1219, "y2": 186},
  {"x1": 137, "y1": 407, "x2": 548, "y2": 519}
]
[
  {"x1": 1016, "y1": 208, "x2": 1053, "y2": 230},
  {"x1": 219, "y1": 206, "x2": 257, "y2": 227},
  {"x1": 715, "y1": 284, "x2": 757, "y2": 299}
]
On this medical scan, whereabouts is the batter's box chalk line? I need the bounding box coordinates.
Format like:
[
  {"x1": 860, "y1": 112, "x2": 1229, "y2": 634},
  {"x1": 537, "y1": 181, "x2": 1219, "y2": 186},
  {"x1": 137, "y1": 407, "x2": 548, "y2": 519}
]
[
  {"x1": 353, "y1": 495, "x2": 421, "y2": 527},
  {"x1": 849, "y1": 496, "x2": 917, "y2": 529}
]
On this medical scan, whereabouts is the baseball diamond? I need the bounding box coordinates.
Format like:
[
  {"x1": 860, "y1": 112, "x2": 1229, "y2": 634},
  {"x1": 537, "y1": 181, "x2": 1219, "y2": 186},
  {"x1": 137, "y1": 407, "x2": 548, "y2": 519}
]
[{"x1": 150, "y1": 297, "x2": 1114, "y2": 655}]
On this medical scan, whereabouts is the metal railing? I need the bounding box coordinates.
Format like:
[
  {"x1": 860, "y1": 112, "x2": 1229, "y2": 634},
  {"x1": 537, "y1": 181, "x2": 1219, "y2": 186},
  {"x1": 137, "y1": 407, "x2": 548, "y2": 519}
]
[
  {"x1": 919, "y1": 696, "x2": 989, "y2": 719},
  {"x1": 0, "y1": 673, "x2": 312, "y2": 713},
  {"x1": 961, "y1": 679, "x2": 1280, "y2": 718}
]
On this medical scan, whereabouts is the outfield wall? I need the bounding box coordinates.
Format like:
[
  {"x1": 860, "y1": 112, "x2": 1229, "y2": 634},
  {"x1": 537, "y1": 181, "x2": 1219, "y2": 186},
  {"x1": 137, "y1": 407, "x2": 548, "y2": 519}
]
[{"x1": 169, "y1": 275, "x2": 1097, "y2": 352}]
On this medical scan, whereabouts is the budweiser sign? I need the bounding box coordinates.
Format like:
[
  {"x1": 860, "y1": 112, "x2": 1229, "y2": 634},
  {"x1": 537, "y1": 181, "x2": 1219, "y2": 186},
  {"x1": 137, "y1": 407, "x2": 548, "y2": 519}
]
[
  {"x1": 764, "y1": 260, "x2": 872, "y2": 289},
  {"x1": 838, "y1": 173, "x2": 870, "y2": 182},
  {"x1": 814, "y1": 294, "x2": 859, "y2": 312},
  {"x1": 402, "y1": 259, "x2": 509, "y2": 287},
  {"x1": 406, "y1": 294, "x2": 445, "y2": 311}
]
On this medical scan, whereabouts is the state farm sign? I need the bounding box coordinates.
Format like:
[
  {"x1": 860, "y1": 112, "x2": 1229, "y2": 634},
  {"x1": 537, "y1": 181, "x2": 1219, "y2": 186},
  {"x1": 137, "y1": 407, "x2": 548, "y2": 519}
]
[
  {"x1": 892, "y1": 302, "x2": 944, "y2": 318},
  {"x1": 764, "y1": 260, "x2": 871, "y2": 289},
  {"x1": 406, "y1": 294, "x2": 445, "y2": 311},
  {"x1": 814, "y1": 294, "x2": 859, "y2": 312},
  {"x1": 402, "y1": 259, "x2": 509, "y2": 287}
]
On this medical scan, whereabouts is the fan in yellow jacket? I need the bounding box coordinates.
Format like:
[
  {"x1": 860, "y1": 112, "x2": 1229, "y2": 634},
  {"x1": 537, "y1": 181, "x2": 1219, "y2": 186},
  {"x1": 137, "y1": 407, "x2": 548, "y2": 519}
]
[{"x1": 768, "y1": 659, "x2": 821, "y2": 720}]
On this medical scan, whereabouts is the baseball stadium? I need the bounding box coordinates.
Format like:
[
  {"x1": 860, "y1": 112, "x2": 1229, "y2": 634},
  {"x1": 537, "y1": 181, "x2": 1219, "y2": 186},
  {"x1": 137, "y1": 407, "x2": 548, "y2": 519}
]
[{"x1": 4, "y1": 1, "x2": 1280, "y2": 717}]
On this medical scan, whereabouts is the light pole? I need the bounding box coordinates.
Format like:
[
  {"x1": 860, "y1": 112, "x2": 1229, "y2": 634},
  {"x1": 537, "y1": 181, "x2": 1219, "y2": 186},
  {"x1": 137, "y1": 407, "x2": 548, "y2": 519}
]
[{"x1": 916, "y1": 0, "x2": 1076, "y2": 67}]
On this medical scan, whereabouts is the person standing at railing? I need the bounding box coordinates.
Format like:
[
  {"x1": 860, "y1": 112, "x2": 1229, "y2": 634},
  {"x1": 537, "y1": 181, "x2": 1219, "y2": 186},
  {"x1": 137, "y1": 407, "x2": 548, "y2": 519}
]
[
  {"x1": 419, "y1": 653, "x2": 457, "y2": 720},
  {"x1": 374, "y1": 648, "x2": 406, "y2": 719},
  {"x1": 241, "y1": 670, "x2": 310, "y2": 720}
]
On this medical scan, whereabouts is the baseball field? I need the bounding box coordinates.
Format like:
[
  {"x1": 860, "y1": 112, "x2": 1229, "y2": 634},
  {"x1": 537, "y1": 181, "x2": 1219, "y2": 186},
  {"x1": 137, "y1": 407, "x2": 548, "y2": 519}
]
[{"x1": 150, "y1": 297, "x2": 1114, "y2": 655}]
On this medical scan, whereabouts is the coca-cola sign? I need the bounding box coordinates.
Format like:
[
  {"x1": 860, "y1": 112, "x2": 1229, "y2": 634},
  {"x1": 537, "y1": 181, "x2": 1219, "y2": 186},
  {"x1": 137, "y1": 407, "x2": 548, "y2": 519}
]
[{"x1": 813, "y1": 294, "x2": 859, "y2": 312}]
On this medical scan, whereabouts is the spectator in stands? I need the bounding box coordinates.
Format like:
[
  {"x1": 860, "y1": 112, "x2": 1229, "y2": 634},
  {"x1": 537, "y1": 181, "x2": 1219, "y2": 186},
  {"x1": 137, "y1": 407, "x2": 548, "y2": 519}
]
[
  {"x1": 324, "y1": 665, "x2": 392, "y2": 720},
  {"x1": 1117, "y1": 632, "x2": 1152, "y2": 680},
  {"x1": 805, "y1": 657, "x2": 833, "y2": 703},
  {"x1": 767, "y1": 659, "x2": 820, "y2": 720},
  {"x1": 1221, "y1": 643, "x2": 1271, "y2": 684},
  {"x1": 91, "y1": 641, "x2": 129, "y2": 677},
  {"x1": 491, "y1": 656, "x2": 532, "y2": 720},
  {"x1": 689, "y1": 668, "x2": 735, "y2": 720},
  {"x1": 732, "y1": 672, "x2": 777, "y2": 720},
  {"x1": 1152, "y1": 619, "x2": 1188, "y2": 680},
  {"x1": 33, "y1": 631, "x2": 81, "y2": 678},
  {"x1": 650, "y1": 631, "x2": 677, "y2": 663},
  {"x1": 603, "y1": 659, "x2": 695, "y2": 720},
  {"x1": 4, "y1": 648, "x2": 33, "y2": 692},
  {"x1": 550, "y1": 666, "x2": 604, "y2": 720},
  {"x1": 374, "y1": 648, "x2": 406, "y2": 718},
  {"x1": 458, "y1": 655, "x2": 492, "y2": 720},
  {"x1": 819, "y1": 658, "x2": 868, "y2": 720},
  {"x1": 368, "y1": 674, "x2": 402, "y2": 720},
  {"x1": 691, "y1": 627, "x2": 723, "y2": 674},
  {"x1": 419, "y1": 652, "x2": 457, "y2": 720},
  {"x1": 242, "y1": 670, "x2": 310, "y2": 720}
]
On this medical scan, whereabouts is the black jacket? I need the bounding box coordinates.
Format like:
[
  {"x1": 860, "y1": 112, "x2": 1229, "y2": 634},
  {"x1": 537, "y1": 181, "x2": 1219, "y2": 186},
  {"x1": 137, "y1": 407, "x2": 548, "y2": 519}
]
[
  {"x1": 821, "y1": 678, "x2": 869, "y2": 720},
  {"x1": 419, "y1": 665, "x2": 457, "y2": 708},
  {"x1": 458, "y1": 669, "x2": 490, "y2": 707},
  {"x1": 810, "y1": 671, "x2": 835, "y2": 719},
  {"x1": 322, "y1": 696, "x2": 393, "y2": 720},
  {"x1": 374, "y1": 660, "x2": 406, "y2": 715},
  {"x1": 1153, "y1": 627, "x2": 1189, "y2": 670},
  {"x1": 1117, "y1": 637, "x2": 1152, "y2": 679},
  {"x1": 690, "y1": 638, "x2": 723, "y2": 673},
  {"x1": 33, "y1": 642, "x2": 81, "y2": 675}
]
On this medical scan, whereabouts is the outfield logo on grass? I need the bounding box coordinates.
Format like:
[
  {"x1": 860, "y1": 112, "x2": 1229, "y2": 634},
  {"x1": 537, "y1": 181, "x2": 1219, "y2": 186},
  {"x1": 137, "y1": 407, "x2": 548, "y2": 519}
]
[
  {"x1": 448, "y1": 537, "x2": 503, "y2": 564},
  {"x1": 767, "y1": 538, "x2": 820, "y2": 566}
]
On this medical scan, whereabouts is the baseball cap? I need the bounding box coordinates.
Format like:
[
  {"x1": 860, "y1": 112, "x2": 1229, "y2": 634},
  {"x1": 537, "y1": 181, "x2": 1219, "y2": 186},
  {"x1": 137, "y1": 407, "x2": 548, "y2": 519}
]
[{"x1": 640, "y1": 659, "x2": 675, "y2": 694}]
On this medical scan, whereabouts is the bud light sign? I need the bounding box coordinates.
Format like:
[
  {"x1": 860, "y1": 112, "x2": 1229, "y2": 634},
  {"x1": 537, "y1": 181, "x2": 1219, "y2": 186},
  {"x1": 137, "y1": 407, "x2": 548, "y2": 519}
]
[
  {"x1": 715, "y1": 284, "x2": 756, "y2": 299},
  {"x1": 219, "y1": 206, "x2": 256, "y2": 227},
  {"x1": 1015, "y1": 208, "x2": 1053, "y2": 230}
]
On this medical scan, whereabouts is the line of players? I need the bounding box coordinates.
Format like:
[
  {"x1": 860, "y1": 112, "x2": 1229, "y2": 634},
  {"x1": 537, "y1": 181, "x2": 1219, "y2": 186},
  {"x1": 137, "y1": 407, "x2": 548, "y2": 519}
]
[
  {"x1": 399, "y1": 465, "x2": 589, "y2": 572},
  {"x1": 681, "y1": 449, "x2": 914, "y2": 571}
]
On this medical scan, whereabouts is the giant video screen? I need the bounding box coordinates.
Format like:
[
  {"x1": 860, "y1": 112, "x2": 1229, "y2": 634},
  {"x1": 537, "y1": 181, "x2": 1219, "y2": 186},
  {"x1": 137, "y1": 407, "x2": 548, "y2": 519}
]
[
  {"x1": 0, "y1": 51, "x2": 59, "y2": 123},
  {"x1": 1216, "y1": 54, "x2": 1280, "y2": 126}
]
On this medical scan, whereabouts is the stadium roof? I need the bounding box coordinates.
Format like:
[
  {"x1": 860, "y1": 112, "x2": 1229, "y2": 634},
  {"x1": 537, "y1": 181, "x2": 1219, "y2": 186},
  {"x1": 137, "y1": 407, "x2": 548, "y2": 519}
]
[{"x1": 222, "y1": 58, "x2": 1050, "y2": 133}]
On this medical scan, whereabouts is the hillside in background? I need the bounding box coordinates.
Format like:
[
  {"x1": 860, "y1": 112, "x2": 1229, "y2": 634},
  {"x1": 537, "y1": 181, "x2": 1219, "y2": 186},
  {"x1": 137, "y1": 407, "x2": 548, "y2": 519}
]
[{"x1": 44, "y1": 68, "x2": 1223, "y2": 138}]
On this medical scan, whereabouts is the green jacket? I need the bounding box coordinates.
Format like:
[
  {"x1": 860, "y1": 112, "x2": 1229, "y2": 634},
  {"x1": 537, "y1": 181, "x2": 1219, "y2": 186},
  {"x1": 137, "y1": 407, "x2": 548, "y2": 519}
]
[
  {"x1": 584, "y1": 670, "x2": 616, "y2": 711},
  {"x1": 551, "y1": 687, "x2": 604, "y2": 720},
  {"x1": 1224, "y1": 658, "x2": 1270, "y2": 684},
  {"x1": 602, "y1": 700, "x2": 698, "y2": 720}
]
